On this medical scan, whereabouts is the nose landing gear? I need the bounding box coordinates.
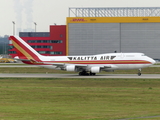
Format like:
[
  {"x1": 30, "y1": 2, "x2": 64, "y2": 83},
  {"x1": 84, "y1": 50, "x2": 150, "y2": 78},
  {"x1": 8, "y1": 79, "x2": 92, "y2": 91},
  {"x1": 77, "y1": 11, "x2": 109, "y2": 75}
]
[{"x1": 138, "y1": 69, "x2": 141, "y2": 76}]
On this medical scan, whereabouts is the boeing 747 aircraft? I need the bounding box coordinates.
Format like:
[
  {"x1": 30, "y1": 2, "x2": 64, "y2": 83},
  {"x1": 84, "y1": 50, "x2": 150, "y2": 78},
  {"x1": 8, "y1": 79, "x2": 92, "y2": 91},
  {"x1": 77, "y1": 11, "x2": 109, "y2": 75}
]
[{"x1": 9, "y1": 36, "x2": 155, "y2": 76}]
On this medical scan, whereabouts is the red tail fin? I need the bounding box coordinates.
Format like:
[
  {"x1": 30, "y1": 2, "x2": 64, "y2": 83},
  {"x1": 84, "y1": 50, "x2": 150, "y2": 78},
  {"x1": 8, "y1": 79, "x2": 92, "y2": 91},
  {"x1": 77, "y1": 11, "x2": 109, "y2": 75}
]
[{"x1": 9, "y1": 36, "x2": 42, "y2": 62}]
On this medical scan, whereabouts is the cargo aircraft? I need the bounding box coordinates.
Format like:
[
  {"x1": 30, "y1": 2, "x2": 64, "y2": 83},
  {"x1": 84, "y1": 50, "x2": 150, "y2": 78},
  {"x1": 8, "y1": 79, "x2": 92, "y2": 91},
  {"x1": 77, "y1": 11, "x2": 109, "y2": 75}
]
[{"x1": 10, "y1": 36, "x2": 155, "y2": 76}]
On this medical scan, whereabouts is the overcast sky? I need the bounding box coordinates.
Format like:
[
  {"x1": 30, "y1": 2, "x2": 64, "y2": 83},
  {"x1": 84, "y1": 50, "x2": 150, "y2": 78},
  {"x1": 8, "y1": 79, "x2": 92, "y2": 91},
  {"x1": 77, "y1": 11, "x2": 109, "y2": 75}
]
[{"x1": 1, "y1": 0, "x2": 160, "y2": 36}]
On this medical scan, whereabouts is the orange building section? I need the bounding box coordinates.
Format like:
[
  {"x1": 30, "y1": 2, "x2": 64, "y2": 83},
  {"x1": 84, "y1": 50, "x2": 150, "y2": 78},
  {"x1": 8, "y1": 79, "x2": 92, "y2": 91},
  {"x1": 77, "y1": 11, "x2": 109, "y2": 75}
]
[{"x1": 67, "y1": 17, "x2": 160, "y2": 23}]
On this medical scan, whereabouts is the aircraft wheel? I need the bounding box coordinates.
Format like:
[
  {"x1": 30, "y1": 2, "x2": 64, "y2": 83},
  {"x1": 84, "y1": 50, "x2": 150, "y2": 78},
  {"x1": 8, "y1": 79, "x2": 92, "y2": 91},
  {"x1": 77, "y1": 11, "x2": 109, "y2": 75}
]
[
  {"x1": 79, "y1": 71, "x2": 89, "y2": 76},
  {"x1": 92, "y1": 73, "x2": 96, "y2": 75},
  {"x1": 85, "y1": 72, "x2": 89, "y2": 76},
  {"x1": 89, "y1": 72, "x2": 96, "y2": 75},
  {"x1": 138, "y1": 68, "x2": 141, "y2": 76},
  {"x1": 79, "y1": 72, "x2": 82, "y2": 76},
  {"x1": 138, "y1": 72, "x2": 141, "y2": 76}
]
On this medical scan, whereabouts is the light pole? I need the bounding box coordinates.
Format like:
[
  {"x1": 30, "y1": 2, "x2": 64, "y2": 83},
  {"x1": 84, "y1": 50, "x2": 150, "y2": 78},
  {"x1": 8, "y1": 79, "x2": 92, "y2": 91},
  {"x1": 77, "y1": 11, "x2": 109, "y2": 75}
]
[
  {"x1": 119, "y1": 23, "x2": 121, "y2": 52},
  {"x1": 12, "y1": 21, "x2": 15, "y2": 35},
  {"x1": 34, "y1": 22, "x2": 37, "y2": 32}
]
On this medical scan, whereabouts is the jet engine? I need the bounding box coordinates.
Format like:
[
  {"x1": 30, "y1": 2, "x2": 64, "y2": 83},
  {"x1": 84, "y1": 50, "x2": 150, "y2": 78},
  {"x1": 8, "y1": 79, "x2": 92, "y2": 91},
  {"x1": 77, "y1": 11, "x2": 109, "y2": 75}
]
[
  {"x1": 90, "y1": 67, "x2": 101, "y2": 73},
  {"x1": 66, "y1": 65, "x2": 76, "y2": 72}
]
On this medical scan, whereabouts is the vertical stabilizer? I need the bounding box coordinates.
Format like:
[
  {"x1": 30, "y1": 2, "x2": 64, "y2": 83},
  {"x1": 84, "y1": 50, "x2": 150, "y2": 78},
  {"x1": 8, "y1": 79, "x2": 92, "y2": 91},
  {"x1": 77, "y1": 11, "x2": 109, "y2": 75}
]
[{"x1": 10, "y1": 36, "x2": 42, "y2": 62}]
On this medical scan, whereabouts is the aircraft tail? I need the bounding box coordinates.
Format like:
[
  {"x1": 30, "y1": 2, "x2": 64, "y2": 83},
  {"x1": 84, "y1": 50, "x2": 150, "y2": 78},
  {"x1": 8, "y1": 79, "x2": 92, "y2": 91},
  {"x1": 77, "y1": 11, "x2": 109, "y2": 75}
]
[{"x1": 9, "y1": 36, "x2": 42, "y2": 62}]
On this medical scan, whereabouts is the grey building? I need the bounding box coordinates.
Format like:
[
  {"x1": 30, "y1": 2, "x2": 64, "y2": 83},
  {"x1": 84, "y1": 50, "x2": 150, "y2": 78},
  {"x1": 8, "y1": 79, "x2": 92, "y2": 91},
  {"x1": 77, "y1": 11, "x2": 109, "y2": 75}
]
[{"x1": 67, "y1": 7, "x2": 160, "y2": 59}]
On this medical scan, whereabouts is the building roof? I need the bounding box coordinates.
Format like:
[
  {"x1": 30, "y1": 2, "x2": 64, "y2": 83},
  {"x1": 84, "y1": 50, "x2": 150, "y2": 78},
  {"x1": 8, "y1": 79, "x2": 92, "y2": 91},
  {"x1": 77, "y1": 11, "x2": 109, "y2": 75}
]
[{"x1": 69, "y1": 7, "x2": 160, "y2": 17}]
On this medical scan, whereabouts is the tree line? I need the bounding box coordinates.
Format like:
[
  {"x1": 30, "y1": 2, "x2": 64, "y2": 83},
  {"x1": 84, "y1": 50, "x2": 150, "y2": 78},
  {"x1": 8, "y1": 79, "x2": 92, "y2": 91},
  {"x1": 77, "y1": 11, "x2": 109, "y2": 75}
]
[{"x1": 0, "y1": 35, "x2": 10, "y2": 54}]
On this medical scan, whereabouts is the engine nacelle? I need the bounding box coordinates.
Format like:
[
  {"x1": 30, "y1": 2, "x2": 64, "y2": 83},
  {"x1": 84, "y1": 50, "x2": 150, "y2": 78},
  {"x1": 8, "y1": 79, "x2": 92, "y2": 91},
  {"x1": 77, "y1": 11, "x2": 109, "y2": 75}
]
[
  {"x1": 66, "y1": 65, "x2": 76, "y2": 72},
  {"x1": 90, "y1": 67, "x2": 101, "y2": 73}
]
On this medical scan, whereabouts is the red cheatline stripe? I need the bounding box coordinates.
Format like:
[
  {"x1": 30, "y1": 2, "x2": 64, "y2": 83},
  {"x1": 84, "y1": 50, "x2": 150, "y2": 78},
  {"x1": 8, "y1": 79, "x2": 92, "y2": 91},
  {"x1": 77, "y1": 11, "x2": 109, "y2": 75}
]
[
  {"x1": 25, "y1": 60, "x2": 151, "y2": 65},
  {"x1": 43, "y1": 60, "x2": 151, "y2": 64}
]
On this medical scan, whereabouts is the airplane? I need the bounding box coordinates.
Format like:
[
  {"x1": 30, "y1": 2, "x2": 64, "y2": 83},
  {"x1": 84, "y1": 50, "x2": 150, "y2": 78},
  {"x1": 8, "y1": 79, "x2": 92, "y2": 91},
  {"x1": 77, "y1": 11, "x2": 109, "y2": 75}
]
[{"x1": 9, "y1": 36, "x2": 156, "y2": 76}]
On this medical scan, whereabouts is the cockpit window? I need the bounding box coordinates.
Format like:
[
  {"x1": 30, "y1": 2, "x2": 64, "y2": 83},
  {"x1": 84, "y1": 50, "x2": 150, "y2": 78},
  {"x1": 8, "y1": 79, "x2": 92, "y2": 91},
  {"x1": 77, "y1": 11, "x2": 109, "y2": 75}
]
[{"x1": 141, "y1": 54, "x2": 146, "y2": 56}]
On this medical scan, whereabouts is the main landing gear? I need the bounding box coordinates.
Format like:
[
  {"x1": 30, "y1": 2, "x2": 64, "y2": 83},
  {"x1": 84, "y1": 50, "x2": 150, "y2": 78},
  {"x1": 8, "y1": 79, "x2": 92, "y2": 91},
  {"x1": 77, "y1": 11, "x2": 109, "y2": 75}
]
[
  {"x1": 79, "y1": 71, "x2": 96, "y2": 76},
  {"x1": 138, "y1": 68, "x2": 141, "y2": 76}
]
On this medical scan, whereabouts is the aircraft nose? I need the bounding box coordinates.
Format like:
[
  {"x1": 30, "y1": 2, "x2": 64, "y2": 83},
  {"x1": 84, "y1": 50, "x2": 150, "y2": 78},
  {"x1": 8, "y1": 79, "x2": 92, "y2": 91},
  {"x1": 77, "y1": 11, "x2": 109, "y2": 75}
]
[{"x1": 151, "y1": 59, "x2": 156, "y2": 65}]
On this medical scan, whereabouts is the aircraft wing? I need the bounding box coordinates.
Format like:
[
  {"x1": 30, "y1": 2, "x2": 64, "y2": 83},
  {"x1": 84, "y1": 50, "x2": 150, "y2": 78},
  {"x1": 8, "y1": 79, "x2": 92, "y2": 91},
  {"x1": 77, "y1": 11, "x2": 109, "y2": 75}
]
[
  {"x1": 45, "y1": 62, "x2": 88, "y2": 71},
  {"x1": 51, "y1": 63, "x2": 87, "y2": 67},
  {"x1": 43, "y1": 62, "x2": 112, "y2": 68},
  {"x1": 50, "y1": 63, "x2": 112, "y2": 70}
]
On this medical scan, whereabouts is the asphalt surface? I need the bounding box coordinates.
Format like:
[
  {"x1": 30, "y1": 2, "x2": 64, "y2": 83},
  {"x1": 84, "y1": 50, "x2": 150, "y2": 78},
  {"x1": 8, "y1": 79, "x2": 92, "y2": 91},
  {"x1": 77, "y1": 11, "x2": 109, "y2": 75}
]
[
  {"x1": 0, "y1": 73, "x2": 160, "y2": 78},
  {"x1": 0, "y1": 64, "x2": 160, "y2": 78}
]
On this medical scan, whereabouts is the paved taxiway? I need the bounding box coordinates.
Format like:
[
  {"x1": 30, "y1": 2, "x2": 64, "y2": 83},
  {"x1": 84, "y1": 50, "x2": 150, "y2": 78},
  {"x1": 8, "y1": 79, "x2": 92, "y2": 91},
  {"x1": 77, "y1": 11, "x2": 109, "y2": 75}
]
[
  {"x1": 0, "y1": 73, "x2": 160, "y2": 78},
  {"x1": 0, "y1": 64, "x2": 160, "y2": 78}
]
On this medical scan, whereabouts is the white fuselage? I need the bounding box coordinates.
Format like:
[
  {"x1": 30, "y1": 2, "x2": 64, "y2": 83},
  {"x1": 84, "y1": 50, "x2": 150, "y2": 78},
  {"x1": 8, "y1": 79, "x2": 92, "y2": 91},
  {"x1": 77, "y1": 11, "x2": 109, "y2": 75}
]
[{"x1": 37, "y1": 53, "x2": 155, "y2": 71}]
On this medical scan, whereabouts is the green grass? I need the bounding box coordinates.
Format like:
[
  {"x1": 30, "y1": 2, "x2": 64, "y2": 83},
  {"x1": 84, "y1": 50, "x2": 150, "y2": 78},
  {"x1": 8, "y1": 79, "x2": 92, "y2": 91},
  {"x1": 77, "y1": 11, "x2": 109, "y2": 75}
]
[
  {"x1": 0, "y1": 67, "x2": 160, "y2": 74},
  {"x1": 0, "y1": 78, "x2": 160, "y2": 120}
]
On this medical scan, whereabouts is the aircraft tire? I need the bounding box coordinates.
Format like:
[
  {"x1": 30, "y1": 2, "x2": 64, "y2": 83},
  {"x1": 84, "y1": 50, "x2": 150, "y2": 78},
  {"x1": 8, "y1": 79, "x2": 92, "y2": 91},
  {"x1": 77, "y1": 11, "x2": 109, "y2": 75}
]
[
  {"x1": 79, "y1": 71, "x2": 91, "y2": 76},
  {"x1": 90, "y1": 72, "x2": 96, "y2": 75},
  {"x1": 79, "y1": 72, "x2": 82, "y2": 76},
  {"x1": 138, "y1": 73, "x2": 141, "y2": 76},
  {"x1": 92, "y1": 73, "x2": 96, "y2": 75}
]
